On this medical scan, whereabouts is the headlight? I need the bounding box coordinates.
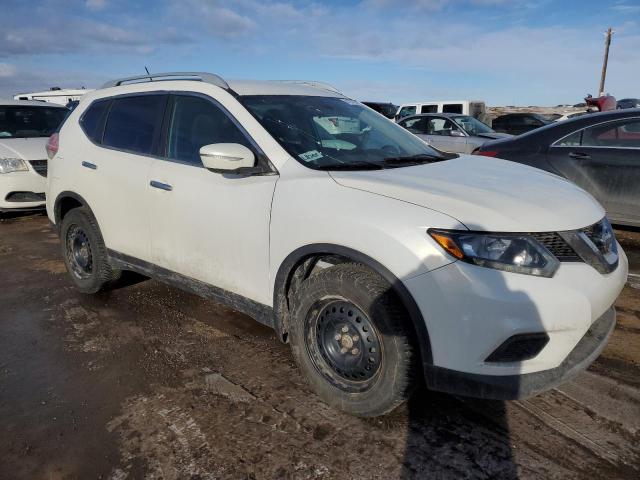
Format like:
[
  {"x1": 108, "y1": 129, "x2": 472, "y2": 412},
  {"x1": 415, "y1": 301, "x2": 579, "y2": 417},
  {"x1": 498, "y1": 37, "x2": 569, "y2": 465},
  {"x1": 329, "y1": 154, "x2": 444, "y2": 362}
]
[
  {"x1": 0, "y1": 157, "x2": 28, "y2": 174},
  {"x1": 429, "y1": 229, "x2": 560, "y2": 277}
]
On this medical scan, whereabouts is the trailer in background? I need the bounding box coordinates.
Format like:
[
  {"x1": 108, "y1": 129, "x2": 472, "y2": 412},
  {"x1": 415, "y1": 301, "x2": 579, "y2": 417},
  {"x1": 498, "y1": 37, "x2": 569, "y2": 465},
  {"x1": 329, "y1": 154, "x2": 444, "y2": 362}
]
[{"x1": 13, "y1": 87, "x2": 93, "y2": 107}]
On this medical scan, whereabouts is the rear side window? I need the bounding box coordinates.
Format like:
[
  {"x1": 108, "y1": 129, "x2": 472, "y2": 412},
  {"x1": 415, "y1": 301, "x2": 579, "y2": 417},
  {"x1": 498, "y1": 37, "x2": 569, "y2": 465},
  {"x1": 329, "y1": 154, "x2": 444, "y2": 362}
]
[
  {"x1": 166, "y1": 95, "x2": 252, "y2": 165},
  {"x1": 103, "y1": 95, "x2": 166, "y2": 155},
  {"x1": 80, "y1": 99, "x2": 110, "y2": 144},
  {"x1": 443, "y1": 103, "x2": 463, "y2": 114},
  {"x1": 420, "y1": 105, "x2": 437, "y2": 114}
]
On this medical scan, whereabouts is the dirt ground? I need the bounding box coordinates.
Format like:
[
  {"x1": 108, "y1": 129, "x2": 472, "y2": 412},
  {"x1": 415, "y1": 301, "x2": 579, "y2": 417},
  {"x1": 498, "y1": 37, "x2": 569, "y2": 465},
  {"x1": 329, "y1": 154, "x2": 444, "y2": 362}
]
[{"x1": 1, "y1": 213, "x2": 638, "y2": 480}]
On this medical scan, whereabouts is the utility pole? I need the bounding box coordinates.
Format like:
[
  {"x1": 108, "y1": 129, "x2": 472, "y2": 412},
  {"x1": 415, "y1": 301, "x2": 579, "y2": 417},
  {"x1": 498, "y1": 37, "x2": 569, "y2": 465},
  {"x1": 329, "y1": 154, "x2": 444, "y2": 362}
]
[{"x1": 599, "y1": 27, "x2": 613, "y2": 96}]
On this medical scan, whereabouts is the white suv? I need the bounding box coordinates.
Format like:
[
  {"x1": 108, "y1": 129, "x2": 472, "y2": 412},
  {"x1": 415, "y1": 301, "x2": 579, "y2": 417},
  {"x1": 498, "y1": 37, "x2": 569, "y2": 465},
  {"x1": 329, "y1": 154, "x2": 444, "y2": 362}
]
[
  {"x1": 47, "y1": 72, "x2": 628, "y2": 417},
  {"x1": 0, "y1": 100, "x2": 68, "y2": 213}
]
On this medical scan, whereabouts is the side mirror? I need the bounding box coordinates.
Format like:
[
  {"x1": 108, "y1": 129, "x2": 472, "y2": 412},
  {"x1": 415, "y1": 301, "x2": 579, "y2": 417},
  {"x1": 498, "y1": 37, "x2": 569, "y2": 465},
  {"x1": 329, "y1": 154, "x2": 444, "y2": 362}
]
[
  {"x1": 450, "y1": 130, "x2": 465, "y2": 137},
  {"x1": 199, "y1": 143, "x2": 255, "y2": 172}
]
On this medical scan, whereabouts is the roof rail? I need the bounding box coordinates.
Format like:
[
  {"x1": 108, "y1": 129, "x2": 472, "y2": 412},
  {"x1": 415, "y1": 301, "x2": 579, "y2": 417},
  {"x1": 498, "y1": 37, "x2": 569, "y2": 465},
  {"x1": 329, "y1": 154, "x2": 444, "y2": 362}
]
[
  {"x1": 275, "y1": 80, "x2": 343, "y2": 95},
  {"x1": 101, "y1": 72, "x2": 229, "y2": 90}
]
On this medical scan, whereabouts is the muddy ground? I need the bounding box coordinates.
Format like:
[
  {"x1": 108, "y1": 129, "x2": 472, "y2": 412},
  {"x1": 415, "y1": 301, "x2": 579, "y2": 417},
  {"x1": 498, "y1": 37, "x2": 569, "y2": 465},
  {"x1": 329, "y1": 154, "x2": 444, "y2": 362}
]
[{"x1": 0, "y1": 213, "x2": 638, "y2": 480}]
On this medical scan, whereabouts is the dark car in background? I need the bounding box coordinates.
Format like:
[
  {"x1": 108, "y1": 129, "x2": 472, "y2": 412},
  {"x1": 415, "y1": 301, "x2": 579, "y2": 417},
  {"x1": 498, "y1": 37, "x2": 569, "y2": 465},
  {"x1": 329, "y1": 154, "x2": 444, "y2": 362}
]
[
  {"x1": 491, "y1": 113, "x2": 551, "y2": 135},
  {"x1": 362, "y1": 101, "x2": 398, "y2": 119},
  {"x1": 475, "y1": 109, "x2": 640, "y2": 227},
  {"x1": 617, "y1": 98, "x2": 640, "y2": 110}
]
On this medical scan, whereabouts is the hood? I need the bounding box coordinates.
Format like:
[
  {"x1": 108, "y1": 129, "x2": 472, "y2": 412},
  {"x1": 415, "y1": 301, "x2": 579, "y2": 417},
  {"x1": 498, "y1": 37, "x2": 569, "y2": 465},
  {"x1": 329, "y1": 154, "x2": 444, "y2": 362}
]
[
  {"x1": 476, "y1": 132, "x2": 511, "y2": 139},
  {"x1": 330, "y1": 155, "x2": 604, "y2": 232},
  {"x1": 0, "y1": 137, "x2": 49, "y2": 161}
]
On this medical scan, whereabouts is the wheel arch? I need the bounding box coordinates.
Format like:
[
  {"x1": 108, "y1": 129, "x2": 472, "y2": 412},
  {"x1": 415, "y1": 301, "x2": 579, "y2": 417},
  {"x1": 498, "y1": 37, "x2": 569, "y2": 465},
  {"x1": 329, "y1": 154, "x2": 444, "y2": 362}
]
[
  {"x1": 54, "y1": 191, "x2": 93, "y2": 225},
  {"x1": 273, "y1": 243, "x2": 433, "y2": 366}
]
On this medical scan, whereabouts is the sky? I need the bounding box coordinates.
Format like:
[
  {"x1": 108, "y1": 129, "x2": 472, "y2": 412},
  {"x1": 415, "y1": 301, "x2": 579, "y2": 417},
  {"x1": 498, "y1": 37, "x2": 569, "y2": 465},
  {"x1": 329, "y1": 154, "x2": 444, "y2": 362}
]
[{"x1": 1, "y1": 0, "x2": 639, "y2": 106}]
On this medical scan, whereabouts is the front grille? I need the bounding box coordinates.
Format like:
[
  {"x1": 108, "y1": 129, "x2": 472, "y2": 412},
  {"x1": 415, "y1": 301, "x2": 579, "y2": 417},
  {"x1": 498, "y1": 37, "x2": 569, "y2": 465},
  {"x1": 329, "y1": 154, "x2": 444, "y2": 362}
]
[
  {"x1": 531, "y1": 232, "x2": 580, "y2": 261},
  {"x1": 29, "y1": 160, "x2": 48, "y2": 177},
  {"x1": 5, "y1": 191, "x2": 46, "y2": 203}
]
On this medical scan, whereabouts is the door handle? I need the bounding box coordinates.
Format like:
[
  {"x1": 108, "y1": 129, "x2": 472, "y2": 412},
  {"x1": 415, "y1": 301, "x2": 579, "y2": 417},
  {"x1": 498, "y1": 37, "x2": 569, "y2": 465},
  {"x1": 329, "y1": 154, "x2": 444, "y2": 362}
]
[
  {"x1": 82, "y1": 161, "x2": 97, "y2": 170},
  {"x1": 568, "y1": 152, "x2": 591, "y2": 160},
  {"x1": 150, "y1": 180, "x2": 173, "y2": 191}
]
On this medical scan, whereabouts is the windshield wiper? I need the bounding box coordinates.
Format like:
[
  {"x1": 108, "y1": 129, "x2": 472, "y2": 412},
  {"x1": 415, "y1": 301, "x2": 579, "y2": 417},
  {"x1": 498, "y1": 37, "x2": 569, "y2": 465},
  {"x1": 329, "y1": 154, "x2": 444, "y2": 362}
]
[
  {"x1": 315, "y1": 161, "x2": 384, "y2": 171},
  {"x1": 380, "y1": 153, "x2": 451, "y2": 166}
]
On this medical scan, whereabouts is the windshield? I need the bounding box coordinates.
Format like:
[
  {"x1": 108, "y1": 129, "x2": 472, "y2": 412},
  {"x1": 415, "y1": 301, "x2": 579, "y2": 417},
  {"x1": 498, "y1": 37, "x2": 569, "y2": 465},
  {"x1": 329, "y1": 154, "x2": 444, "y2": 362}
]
[
  {"x1": 451, "y1": 115, "x2": 494, "y2": 135},
  {"x1": 241, "y1": 95, "x2": 452, "y2": 170},
  {"x1": 0, "y1": 106, "x2": 68, "y2": 138}
]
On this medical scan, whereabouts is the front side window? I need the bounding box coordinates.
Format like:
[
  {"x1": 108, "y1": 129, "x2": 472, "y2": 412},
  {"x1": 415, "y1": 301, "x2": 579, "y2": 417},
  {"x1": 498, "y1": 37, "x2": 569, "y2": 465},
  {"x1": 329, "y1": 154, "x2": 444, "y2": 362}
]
[
  {"x1": 241, "y1": 95, "x2": 447, "y2": 170},
  {"x1": 0, "y1": 106, "x2": 68, "y2": 138},
  {"x1": 426, "y1": 118, "x2": 459, "y2": 136},
  {"x1": 451, "y1": 115, "x2": 494, "y2": 135},
  {"x1": 166, "y1": 95, "x2": 252, "y2": 165},
  {"x1": 103, "y1": 95, "x2": 166, "y2": 155}
]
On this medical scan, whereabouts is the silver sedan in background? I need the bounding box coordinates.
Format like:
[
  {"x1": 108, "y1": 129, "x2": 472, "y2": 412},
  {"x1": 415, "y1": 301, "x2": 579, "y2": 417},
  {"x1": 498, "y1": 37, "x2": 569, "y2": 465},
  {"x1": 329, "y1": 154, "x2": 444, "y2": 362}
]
[{"x1": 397, "y1": 113, "x2": 511, "y2": 154}]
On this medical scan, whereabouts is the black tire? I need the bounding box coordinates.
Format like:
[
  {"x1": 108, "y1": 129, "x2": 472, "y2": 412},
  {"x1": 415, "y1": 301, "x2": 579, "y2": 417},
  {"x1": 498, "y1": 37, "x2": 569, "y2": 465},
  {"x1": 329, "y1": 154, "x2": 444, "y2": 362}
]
[
  {"x1": 289, "y1": 263, "x2": 417, "y2": 417},
  {"x1": 59, "y1": 207, "x2": 120, "y2": 294}
]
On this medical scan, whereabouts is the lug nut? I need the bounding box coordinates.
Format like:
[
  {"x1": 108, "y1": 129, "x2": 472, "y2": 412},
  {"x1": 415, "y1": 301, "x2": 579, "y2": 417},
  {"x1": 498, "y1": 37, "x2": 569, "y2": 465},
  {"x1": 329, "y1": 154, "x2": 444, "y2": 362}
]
[
  {"x1": 351, "y1": 348, "x2": 359, "y2": 355},
  {"x1": 334, "y1": 334, "x2": 341, "y2": 341},
  {"x1": 340, "y1": 347, "x2": 348, "y2": 354},
  {"x1": 352, "y1": 335, "x2": 359, "y2": 342},
  {"x1": 341, "y1": 326, "x2": 349, "y2": 333}
]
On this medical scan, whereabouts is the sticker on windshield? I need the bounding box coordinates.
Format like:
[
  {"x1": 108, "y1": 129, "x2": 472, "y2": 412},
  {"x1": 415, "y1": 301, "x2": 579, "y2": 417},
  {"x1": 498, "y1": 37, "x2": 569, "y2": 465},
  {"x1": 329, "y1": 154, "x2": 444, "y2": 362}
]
[
  {"x1": 299, "y1": 150, "x2": 323, "y2": 162},
  {"x1": 340, "y1": 99, "x2": 359, "y2": 106}
]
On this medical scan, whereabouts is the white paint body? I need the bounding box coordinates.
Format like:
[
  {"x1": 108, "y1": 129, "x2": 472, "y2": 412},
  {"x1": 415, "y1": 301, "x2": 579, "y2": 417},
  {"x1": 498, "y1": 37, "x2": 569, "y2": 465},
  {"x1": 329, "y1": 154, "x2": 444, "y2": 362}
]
[
  {"x1": 47, "y1": 79, "x2": 627, "y2": 379},
  {"x1": 396, "y1": 100, "x2": 486, "y2": 120}
]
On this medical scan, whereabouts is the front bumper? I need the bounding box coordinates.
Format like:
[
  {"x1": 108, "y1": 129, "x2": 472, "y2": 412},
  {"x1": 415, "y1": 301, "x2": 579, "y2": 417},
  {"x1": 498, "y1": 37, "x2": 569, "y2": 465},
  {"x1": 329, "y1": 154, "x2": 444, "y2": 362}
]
[
  {"x1": 0, "y1": 170, "x2": 46, "y2": 211},
  {"x1": 423, "y1": 306, "x2": 616, "y2": 399},
  {"x1": 404, "y1": 244, "x2": 627, "y2": 377}
]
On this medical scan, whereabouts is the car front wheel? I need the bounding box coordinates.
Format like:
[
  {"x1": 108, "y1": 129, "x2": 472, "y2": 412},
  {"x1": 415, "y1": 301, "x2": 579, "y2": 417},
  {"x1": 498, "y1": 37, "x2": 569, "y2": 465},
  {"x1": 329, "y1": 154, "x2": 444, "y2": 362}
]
[{"x1": 289, "y1": 263, "x2": 417, "y2": 417}]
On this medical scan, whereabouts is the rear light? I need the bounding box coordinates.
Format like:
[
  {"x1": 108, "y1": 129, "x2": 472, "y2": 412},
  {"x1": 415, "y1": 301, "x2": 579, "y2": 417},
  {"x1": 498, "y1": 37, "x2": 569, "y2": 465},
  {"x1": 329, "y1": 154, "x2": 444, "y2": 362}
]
[
  {"x1": 46, "y1": 133, "x2": 59, "y2": 159},
  {"x1": 474, "y1": 150, "x2": 498, "y2": 157}
]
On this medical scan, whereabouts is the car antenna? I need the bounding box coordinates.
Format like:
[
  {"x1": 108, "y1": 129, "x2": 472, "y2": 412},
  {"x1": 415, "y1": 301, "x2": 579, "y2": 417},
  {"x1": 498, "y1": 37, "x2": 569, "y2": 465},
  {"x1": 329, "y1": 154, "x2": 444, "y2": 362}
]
[{"x1": 145, "y1": 66, "x2": 152, "y2": 81}]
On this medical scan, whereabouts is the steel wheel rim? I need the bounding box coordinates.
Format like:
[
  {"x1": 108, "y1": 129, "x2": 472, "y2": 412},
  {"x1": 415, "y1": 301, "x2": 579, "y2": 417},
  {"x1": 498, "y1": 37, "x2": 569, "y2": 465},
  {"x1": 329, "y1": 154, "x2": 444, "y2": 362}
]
[
  {"x1": 66, "y1": 225, "x2": 93, "y2": 279},
  {"x1": 305, "y1": 299, "x2": 382, "y2": 392}
]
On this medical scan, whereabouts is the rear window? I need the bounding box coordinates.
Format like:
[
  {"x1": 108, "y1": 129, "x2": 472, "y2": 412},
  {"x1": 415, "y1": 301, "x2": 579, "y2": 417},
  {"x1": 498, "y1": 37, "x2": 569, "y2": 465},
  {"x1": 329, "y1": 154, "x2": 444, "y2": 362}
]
[
  {"x1": 0, "y1": 106, "x2": 68, "y2": 138},
  {"x1": 80, "y1": 99, "x2": 111, "y2": 144},
  {"x1": 103, "y1": 95, "x2": 166, "y2": 155}
]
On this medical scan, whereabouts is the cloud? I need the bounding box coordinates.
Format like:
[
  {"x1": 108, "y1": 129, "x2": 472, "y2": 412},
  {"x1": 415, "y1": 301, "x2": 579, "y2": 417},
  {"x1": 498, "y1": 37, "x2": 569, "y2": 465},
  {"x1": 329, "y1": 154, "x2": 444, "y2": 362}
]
[
  {"x1": 85, "y1": 0, "x2": 107, "y2": 10},
  {"x1": 0, "y1": 63, "x2": 17, "y2": 78}
]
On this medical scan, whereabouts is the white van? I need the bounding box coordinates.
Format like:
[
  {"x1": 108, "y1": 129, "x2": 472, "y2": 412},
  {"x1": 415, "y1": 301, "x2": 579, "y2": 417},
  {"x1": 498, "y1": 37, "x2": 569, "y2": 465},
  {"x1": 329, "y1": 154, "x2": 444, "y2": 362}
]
[{"x1": 396, "y1": 100, "x2": 486, "y2": 122}]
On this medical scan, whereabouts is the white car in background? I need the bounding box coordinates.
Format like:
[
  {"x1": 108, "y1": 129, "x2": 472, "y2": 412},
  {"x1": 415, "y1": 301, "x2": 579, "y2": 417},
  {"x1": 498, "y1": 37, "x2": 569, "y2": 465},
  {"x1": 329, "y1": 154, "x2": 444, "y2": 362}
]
[
  {"x1": 46, "y1": 72, "x2": 627, "y2": 417},
  {"x1": 0, "y1": 100, "x2": 68, "y2": 213}
]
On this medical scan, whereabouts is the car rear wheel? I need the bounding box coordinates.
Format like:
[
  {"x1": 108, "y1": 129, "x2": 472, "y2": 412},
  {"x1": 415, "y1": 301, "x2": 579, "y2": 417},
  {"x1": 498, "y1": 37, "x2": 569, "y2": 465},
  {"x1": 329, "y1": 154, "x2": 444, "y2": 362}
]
[
  {"x1": 289, "y1": 263, "x2": 417, "y2": 417},
  {"x1": 59, "y1": 207, "x2": 120, "y2": 294}
]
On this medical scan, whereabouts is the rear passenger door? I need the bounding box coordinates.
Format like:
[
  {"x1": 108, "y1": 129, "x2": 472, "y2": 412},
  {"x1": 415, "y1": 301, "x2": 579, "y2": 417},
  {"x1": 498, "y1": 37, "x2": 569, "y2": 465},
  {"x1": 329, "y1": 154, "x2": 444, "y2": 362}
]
[
  {"x1": 147, "y1": 93, "x2": 277, "y2": 305},
  {"x1": 547, "y1": 117, "x2": 640, "y2": 224},
  {"x1": 80, "y1": 93, "x2": 167, "y2": 261}
]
